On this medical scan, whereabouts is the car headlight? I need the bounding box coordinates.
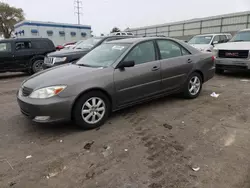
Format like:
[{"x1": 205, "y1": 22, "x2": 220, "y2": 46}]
[
  {"x1": 29, "y1": 86, "x2": 67, "y2": 99},
  {"x1": 54, "y1": 57, "x2": 67, "y2": 63},
  {"x1": 212, "y1": 49, "x2": 218, "y2": 57}
]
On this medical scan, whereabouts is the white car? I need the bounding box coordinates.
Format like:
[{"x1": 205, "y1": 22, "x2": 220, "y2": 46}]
[
  {"x1": 213, "y1": 29, "x2": 250, "y2": 73},
  {"x1": 111, "y1": 32, "x2": 134, "y2": 36},
  {"x1": 188, "y1": 33, "x2": 231, "y2": 52}
]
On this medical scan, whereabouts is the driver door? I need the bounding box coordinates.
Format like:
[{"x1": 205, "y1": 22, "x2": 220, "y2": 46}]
[{"x1": 114, "y1": 40, "x2": 162, "y2": 106}]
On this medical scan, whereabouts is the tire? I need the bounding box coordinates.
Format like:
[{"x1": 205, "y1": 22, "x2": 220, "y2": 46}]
[
  {"x1": 215, "y1": 68, "x2": 224, "y2": 74},
  {"x1": 31, "y1": 59, "x2": 44, "y2": 74},
  {"x1": 72, "y1": 91, "x2": 111, "y2": 129},
  {"x1": 183, "y1": 72, "x2": 202, "y2": 99}
]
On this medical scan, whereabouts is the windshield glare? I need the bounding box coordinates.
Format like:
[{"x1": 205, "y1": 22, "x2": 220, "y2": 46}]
[
  {"x1": 74, "y1": 37, "x2": 102, "y2": 50},
  {"x1": 188, "y1": 35, "x2": 212, "y2": 44},
  {"x1": 76, "y1": 43, "x2": 130, "y2": 67},
  {"x1": 230, "y1": 31, "x2": 250, "y2": 42}
]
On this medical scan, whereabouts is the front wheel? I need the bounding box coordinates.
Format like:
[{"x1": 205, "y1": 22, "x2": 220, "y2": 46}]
[
  {"x1": 183, "y1": 73, "x2": 202, "y2": 99},
  {"x1": 73, "y1": 91, "x2": 111, "y2": 129}
]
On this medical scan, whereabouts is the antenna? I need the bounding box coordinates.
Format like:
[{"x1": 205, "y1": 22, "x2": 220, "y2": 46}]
[{"x1": 74, "y1": 0, "x2": 82, "y2": 25}]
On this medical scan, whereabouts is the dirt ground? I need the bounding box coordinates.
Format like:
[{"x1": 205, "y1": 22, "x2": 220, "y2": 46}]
[{"x1": 1, "y1": 72, "x2": 250, "y2": 188}]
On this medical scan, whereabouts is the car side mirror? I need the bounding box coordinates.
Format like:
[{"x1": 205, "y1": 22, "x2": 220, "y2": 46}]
[
  {"x1": 212, "y1": 41, "x2": 218, "y2": 45},
  {"x1": 117, "y1": 60, "x2": 135, "y2": 69}
]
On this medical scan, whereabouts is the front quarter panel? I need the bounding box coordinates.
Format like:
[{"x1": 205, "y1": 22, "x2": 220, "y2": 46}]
[{"x1": 58, "y1": 67, "x2": 115, "y2": 105}]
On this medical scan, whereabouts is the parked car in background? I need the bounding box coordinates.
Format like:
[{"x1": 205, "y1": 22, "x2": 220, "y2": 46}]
[
  {"x1": 18, "y1": 37, "x2": 215, "y2": 129},
  {"x1": 43, "y1": 35, "x2": 136, "y2": 69},
  {"x1": 213, "y1": 29, "x2": 250, "y2": 73},
  {"x1": 0, "y1": 38, "x2": 55, "y2": 74},
  {"x1": 188, "y1": 33, "x2": 231, "y2": 52},
  {"x1": 111, "y1": 32, "x2": 134, "y2": 36},
  {"x1": 56, "y1": 42, "x2": 76, "y2": 51}
]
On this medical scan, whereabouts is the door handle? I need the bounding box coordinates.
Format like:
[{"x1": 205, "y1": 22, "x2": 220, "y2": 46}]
[
  {"x1": 187, "y1": 59, "x2": 192, "y2": 63},
  {"x1": 152, "y1": 66, "x2": 160, "y2": 71}
]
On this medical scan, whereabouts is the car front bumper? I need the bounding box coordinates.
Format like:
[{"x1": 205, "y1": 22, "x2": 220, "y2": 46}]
[
  {"x1": 17, "y1": 91, "x2": 75, "y2": 123},
  {"x1": 43, "y1": 61, "x2": 68, "y2": 69},
  {"x1": 215, "y1": 58, "x2": 250, "y2": 71}
]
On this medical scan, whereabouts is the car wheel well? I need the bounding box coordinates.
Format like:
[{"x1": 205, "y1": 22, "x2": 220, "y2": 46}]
[
  {"x1": 71, "y1": 88, "x2": 112, "y2": 120},
  {"x1": 193, "y1": 70, "x2": 204, "y2": 83}
]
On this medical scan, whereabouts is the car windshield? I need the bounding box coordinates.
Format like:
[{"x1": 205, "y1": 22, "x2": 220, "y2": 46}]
[
  {"x1": 230, "y1": 31, "x2": 250, "y2": 42},
  {"x1": 74, "y1": 37, "x2": 102, "y2": 50},
  {"x1": 188, "y1": 35, "x2": 213, "y2": 44},
  {"x1": 76, "y1": 43, "x2": 130, "y2": 67}
]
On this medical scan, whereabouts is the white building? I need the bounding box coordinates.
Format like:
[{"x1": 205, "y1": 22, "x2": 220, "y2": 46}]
[{"x1": 14, "y1": 20, "x2": 92, "y2": 46}]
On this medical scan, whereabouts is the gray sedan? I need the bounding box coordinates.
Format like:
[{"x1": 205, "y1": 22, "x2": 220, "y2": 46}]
[{"x1": 17, "y1": 37, "x2": 215, "y2": 129}]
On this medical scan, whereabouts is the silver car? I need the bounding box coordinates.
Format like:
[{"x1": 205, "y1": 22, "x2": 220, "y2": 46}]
[{"x1": 17, "y1": 37, "x2": 215, "y2": 129}]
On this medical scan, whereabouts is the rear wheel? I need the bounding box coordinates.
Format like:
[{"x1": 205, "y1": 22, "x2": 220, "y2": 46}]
[
  {"x1": 215, "y1": 68, "x2": 224, "y2": 74},
  {"x1": 32, "y1": 59, "x2": 44, "y2": 74},
  {"x1": 183, "y1": 72, "x2": 202, "y2": 99},
  {"x1": 73, "y1": 91, "x2": 111, "y2": 129}
]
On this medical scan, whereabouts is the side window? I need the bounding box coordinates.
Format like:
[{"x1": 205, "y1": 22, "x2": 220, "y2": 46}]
[
  {"x1": 213, "y1": 36, "x2": 220, "y2": 43},
  {"x1": 124, "y1": 41, "x2": 155, "y2": 65},
  {"x1": 219, "y1": 35, "x2": 226, "y2": 43},
  {"x1": 33, "y1": 41, "x2": 50, "y2": 49},
  {"x1": 0, "y1": 42, "x2": 12, "y2": 52},
  {"x1": 181, "y1": 47, "x2": 191, "y2": 56},
  {"x1": 157, "y1": 40, "x2": 182, "y2": 59},
  {"x1": 15, "y1": 41, "x2": 31, "y2": 50}
]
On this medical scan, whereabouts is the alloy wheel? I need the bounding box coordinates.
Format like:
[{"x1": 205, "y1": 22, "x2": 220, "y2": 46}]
[
  {"x1": 188, "y1": 76, "x2": 201, "y2": 95},
  {"x1": 81, "y1": 97, "x2": 106, "y2": 124}
]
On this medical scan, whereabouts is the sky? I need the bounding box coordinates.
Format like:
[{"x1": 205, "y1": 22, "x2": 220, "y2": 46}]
[{"x1": 3, "y1": 0, "x2": 250, "y2": 36}]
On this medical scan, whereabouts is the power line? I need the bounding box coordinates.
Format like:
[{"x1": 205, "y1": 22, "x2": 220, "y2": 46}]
[{"x1": 74, "y1": 0, "x2": 82, "y2": 25}]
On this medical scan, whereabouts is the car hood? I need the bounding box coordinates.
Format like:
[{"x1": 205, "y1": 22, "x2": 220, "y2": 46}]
[
  {"x1": 47, "y1": 48, "x2": 90, "y2": 57},
  {"x1": 214, "y1": 41, "x2": 250, "y2": 50},
  {"x1": 189, "y1": 44, "x2": 212, "y2": 51},
  {"x1": 22, "y1": 64, "x2": 104, "y2": 90}
]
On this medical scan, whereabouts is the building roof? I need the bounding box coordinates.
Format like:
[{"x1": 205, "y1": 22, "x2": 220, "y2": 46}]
[{"x1": 14, "y1": 20, "x2": 91, "y2": 30}]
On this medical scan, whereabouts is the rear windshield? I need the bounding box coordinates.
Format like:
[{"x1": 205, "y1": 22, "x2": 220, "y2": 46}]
[{"x1": 188, "y1": 35, "x2": 213, "y2": 44}]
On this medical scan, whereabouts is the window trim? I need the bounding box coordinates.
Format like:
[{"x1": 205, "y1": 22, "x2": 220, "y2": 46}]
[
  {"x1": 0, "y1": 42, "x2": 12, "y2": 53},
  {"x1": 115, "y1": 39, "x2": 157, "y2": 68},
  {"x1": 155, "y1": 39, "x2": 191, "y2": 60},
  {"x1": 15, "y1": 41, "x2": 32, "y2": 51}
]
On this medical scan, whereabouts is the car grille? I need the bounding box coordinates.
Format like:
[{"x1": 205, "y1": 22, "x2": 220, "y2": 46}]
[
  {"x1": 218, "y1": 50, "x2": 249, "y2": 59},
  {"x1": 22, "y1": 86, "x2": 33, "y2": 97},
  {"x1": 44, "y1": 57, "x2": 54, "y2": 64}
]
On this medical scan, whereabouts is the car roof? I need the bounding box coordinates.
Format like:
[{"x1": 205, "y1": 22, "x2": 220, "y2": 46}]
[
  {"x1": 106, "y1": 37, "x2": 180, "y2": 44},
  {"x1": 194, "y1": 33, "x2": 229, "y2": 37},
  {"x1": 239, "y1": 28, "x2": 250, "y2": 32},
  {"x1": 0, "y1": 38, "x2": 51, "y2": 43}
]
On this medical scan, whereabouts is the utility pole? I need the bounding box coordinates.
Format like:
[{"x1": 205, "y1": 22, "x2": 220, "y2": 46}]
[{"x1": 74, "y1": 0, "x2": 82, "y2": 25}]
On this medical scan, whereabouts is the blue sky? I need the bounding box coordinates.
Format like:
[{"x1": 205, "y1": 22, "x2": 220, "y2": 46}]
[{"x1": 4, "y1": 0, "x2": 250, "y2": 35}]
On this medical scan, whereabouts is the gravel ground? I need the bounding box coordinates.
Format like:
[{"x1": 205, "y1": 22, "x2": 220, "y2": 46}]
[{"x1": 1, "y1": 72, "x2": 250, "y2": 188}]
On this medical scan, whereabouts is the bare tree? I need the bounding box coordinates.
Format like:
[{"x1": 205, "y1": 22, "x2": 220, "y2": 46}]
[{"x1": 0, "y1": 2, "x2": 25, "y2": 38}]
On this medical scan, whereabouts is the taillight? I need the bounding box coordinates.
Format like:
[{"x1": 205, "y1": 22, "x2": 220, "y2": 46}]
[{"x1": 212, "y1": 56, "x2": 215, "y2": 61}]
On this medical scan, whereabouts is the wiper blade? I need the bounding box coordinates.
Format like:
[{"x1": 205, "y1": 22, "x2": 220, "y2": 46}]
[
  {"x1": 231, "y1": 40, "x2": 244, "y2": 42},
  {"x1": 77, "y1": 64, "x2": 92, "y2": 67}
]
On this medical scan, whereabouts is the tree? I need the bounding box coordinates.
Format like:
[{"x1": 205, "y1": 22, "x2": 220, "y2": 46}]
[
  {"x1": 0, "y1": 2, "x2": 25, "y2": 38},
  {"x1": 110, "y1": 27, "x2": 121, "y2": 33}
]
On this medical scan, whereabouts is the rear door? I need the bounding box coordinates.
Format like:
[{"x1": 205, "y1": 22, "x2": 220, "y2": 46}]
[
  {"x1": 13, "y1": 40, "x2": 34, "y2": 70},
  {"x1": 114, "y1": 40, "x2": 162, "y2": 105},
  {"x1": 0, "y1": 41, "x2": 14, "y2": 71},
  {"x1": 156, "y1": 39, "x2": 194, "y2": 91}
]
